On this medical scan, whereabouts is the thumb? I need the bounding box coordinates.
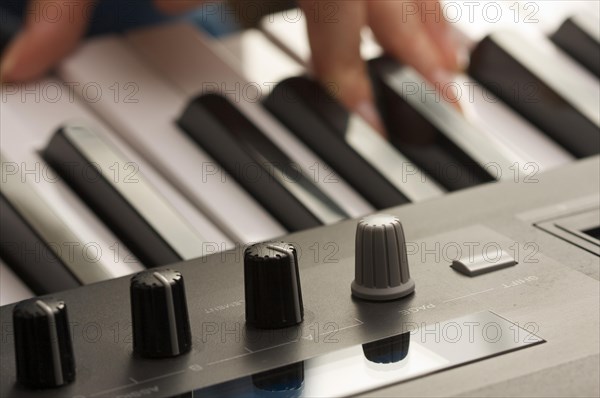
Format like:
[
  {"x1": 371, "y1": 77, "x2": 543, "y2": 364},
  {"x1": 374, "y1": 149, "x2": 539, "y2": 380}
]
[{"x1": 1, "y1": 0, "x2": 95, "y2": 83}]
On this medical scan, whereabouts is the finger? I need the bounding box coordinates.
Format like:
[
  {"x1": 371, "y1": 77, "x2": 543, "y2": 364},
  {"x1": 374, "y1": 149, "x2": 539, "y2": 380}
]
[
  {"x1": 153, "y1": 0, "x2": 204, "y2": 15},
  {"x1": 1, "y1": 0, "x2": 95, "y2": 83},
  {"x1": 416, "y1": 0, "x2": 465, "y2": 71},
  {"x1": 298, "y1": 0, "x2": 386, "y2": 135},
  {"x1": 367, "y1": 0, "x2": 459, "y2": 103}
]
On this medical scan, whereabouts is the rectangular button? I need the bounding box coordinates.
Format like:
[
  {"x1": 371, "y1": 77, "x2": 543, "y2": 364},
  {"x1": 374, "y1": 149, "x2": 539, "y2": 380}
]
[{"x1": 451, "y1": 251, "x2": 517, "y2": 276}]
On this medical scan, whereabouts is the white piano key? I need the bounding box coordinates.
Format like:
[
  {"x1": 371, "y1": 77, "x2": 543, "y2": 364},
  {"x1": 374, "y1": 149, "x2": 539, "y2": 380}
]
[
  {"x1": 0, "y1": 259, "x2": 34, "y2": 306},
  {"x1": 259, "y1": 9, "x2": 386, "y2": 66},
  {"x1": 455, "y1": 74, "x2": 574, "y2": 170},
  {"x1": 439, "y1": 0, "x2": 599, "y2": 45},
  {"x1": 259, "y1": 9, "x2": 575, "y2": 172},
  {"x1": 338, "y1": 114, "x2": 446, "y2": 201},
  {"x1": 1, "y1": 78, "x2": 230, "y2": 268},
  {"x1": 1, "y1": 101, "x2": 143, "y2": 279},
  {"x1": 260, "y1": 8, "x2": 311, "y2": 66},
  {"x1": 260, "y1": 3, "x2": 599, "y2": 57},
  {"x1": 126, "y1": 23, "x2": 373, "y2": 218},
  {"x1": 0, "y1": 260, "x2": 35, "y2": 306},
  {"x1": 219, "y1": 29, "x2": 304, "y2": 88},
  {"x1": 58, "y1": 36, "x2": 285, "y2": 243},
  {"x1": 1, "y1": 151, "x2": 119, "y2": 286}
]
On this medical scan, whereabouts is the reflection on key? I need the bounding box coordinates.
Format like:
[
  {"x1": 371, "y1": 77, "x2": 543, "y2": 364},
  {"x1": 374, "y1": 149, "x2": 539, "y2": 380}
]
[
  {"x1": 220, "y1": 29, "x2": 372, "y2": 218},
  {"x1": 178, "y1": 94, "x2": 346, "y2": 231},
  {"x1": 43, "y1": 124, "x2": 213, "y2": 268},
  {"x1": 469, "y1": 31, "x2": 600, "y2": 158},
  {"x1": 371, "y1": 59, "x2": 504, "y2": 190},
  {"x1": 1, "y1": 153, "x2": 111, "y2": 294},
  {"x1": 220, "y1": 27, "x2": 435, "y2": 208},
  {"x1": 264, "y1": 76, "x2": 444, "y2": 206},
  {"x1": 454, "y1": 74, "x2": 574, "y2": 171}
]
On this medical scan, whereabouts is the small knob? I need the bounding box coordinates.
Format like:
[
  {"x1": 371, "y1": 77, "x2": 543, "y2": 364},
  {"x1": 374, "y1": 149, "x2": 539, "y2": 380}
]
[
  {"x1": 362, "y1": 332, "x2": 411, "y2": 364},
  {"x1": 252, "y1": 362, "x2": 305, "y2": 392},
  {"x1": 352, "y1": 214, "x2": 415, "y2": 301},
  {"x1": 13, "y1": 298, "x2": 75, "y2": 388},
  {"x1": 244, "y1": 242, "x2": 304, "y2": 329},
  {"x1": 130, "y1": 269, "x2": 191, "y2": 358}
]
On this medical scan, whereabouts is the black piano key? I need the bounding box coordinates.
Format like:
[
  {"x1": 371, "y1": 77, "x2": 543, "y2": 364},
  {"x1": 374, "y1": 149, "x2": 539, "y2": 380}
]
[
  {"x1": 369, "y1": 58, "x2": 495, "y2": 191},
  {"x1": 178, "y1": 94, "x2": 342, "y2": 231},
  {"x1": 263, "y1": 77, "x2": 411, "y2": 209},
  {"x1": 0, "y1": 194, "x2": 79, "y2": 295},
  {"x1": 551, "y1": 17, "x2": 600, "y2": 77},
  {"x1": 469, "y1": 33, "x2": 600, "y2": 158},
  {"x1": 42, "y1": 126, "x2": 185, "y2": 268}
]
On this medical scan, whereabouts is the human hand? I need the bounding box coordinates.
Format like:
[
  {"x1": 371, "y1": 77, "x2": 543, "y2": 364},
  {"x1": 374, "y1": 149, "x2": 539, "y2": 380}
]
[
  {"x1": 0, "y1": 0, "x2": 203, "y2": 82},
  {"x1": 298, "y1": 0, "x2": 466, "y2": 134}
]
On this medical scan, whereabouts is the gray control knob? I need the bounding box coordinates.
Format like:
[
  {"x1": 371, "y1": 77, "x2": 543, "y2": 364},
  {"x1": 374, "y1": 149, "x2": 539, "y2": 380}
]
[{"x1": 352, "y1": 214, "x2": 415, "y2": 301}]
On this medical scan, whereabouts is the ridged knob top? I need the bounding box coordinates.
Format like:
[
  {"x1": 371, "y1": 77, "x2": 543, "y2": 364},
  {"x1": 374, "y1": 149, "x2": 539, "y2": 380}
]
[
  {"x1": 352, "y1": 214, "x2": 415, "y2": 301},
  {"x1": 244, "y1": 242, "x2": 304, "y2": 329},
  {"x1": 244, "y1": 242, "x2": 296, "y2": 262},
  {"x1": 13, "y1": 298, "x2": 75, "y2": 388},
  {"x1": 130, "y1": 269, "x2": 191, "y2": 358}
]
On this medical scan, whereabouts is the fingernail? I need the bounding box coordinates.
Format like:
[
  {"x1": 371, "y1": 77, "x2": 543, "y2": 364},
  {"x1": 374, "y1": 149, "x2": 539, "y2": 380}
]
[
  {"x1": 431, "y1": 69, "x2": 460, "y2": 104},
  {"x1": 354, "y1": 100, "x2": 387, "y2": 138},
  {"x1": 441, "y1": 30, "x2": 471, "y2": 72},
  {"x1": 456, "y1": 44, "x2": 471, "y2": 71}
]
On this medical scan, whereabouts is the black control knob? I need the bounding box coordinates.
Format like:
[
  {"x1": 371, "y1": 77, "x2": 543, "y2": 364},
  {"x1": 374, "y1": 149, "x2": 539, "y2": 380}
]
[
  {"x1": 130, "y1": 269, "x2": 191, "y2": 358},
  {"x1": 244, "y1": 242, "x2": 304, "y2": 329},
  {"x1": 13, "y1": 298, "x2": 75, "y2": 388}
]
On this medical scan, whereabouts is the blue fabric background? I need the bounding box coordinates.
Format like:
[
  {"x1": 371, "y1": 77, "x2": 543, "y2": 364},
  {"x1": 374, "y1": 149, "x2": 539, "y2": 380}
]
[{"x1": 0, "y1": 0, "x2": 239, "y2": 37}]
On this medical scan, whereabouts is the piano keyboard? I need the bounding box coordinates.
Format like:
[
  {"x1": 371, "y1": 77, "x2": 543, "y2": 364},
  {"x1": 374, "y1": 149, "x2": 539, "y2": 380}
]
[{"x1": 1, "y1": 2, "x2": 598, "y2": 305}]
